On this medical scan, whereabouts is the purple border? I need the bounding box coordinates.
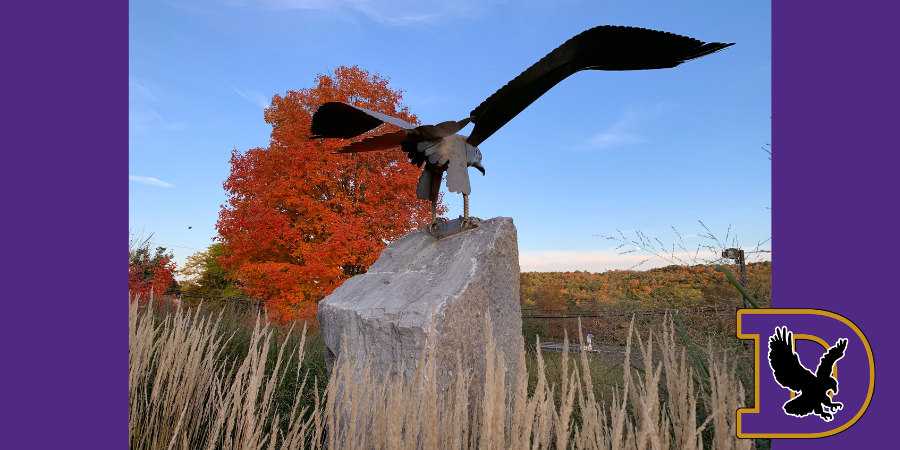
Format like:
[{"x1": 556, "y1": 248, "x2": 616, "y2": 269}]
[
  {"x1": 4, "y1": 2, "x2": 127, "y2": 448},
  {"x1": 6, "y1": 1, "x2": 894, "y2": 449},
  {"x1": 773, "y1": 1, "x2": 897, "y2": 449}
]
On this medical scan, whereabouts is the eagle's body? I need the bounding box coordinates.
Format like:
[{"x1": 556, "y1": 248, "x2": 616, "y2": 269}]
[
  {"x1": 410, "y1": 135, "x2": 483, "y2": 199},
  {"x1": 407, "y1": 134, "x2": 483, "y2": 227},
  {"x1": 768, "y1": 326, "x2": 848, "y2": 422},
  {"x1": 310, "y1": 25, "x2": 734, "y2": 229}
]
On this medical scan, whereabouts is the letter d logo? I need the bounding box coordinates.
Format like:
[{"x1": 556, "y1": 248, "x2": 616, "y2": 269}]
[{"x1": 737, "y1": 309, "x2": 875, "y2": 438}]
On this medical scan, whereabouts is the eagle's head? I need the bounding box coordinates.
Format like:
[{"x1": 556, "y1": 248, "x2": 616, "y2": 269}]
[{"x1": 464, "y1": 139, "x2": 485, "y2": 175}]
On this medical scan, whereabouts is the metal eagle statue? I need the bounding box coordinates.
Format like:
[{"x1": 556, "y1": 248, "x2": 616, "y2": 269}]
[{"x1": 310, "y1": 26, "x2": 734, "y2": 231}]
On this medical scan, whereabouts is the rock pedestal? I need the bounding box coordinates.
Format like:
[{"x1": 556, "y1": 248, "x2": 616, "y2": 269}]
[{"x1": 317, "y1": 216, "x2": 524, "y2": 394}]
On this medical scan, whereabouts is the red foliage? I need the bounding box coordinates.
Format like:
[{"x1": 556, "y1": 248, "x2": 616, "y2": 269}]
[
  {"x1": 128, "y1": 253, "x2": 176, "y2": 303},
  {"x1": 216, "y1": 66, "x2": 446, "y2": 325}
]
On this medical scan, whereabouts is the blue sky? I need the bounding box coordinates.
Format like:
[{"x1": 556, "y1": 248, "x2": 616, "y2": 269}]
[{"x1": 129, "y1": 0, "x2": 771, "y2": 273}]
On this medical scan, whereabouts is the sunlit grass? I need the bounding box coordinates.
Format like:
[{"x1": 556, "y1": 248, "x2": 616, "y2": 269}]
[{"x1": 130, "y1": 294, "x2": 758, "y2": 449}]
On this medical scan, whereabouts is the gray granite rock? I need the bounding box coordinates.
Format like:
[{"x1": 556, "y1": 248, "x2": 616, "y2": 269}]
[{"x1": 317, "y1": 216, "x2": 524, "y2": 394}]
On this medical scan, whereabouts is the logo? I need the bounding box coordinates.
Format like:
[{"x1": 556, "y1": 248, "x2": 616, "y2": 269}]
[
  {"x1": 768, "y1": 326, "x2": 846, "y2": 422},
  {"x1": 737, "y1": 309, "x2": 874, "y2": 438}
]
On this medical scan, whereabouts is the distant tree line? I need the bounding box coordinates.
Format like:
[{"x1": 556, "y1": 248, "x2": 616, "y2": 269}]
[{"x1": 520, "y1": 262, "x2": 771, "y2": 312}]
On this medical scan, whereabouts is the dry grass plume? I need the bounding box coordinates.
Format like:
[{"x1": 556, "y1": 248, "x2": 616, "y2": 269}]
[{"x1": 130, "y1": 296, "x2": 756, "y2": 449}]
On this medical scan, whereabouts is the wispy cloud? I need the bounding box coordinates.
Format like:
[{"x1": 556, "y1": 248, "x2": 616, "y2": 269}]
[
  {"x1": 579, "y1": 103, "x2": 667, "y2": 151},
  {"x1": 219, "y1": 78, "x2": 270, "y2": 108},
  {"x1": 231, "y1": 86, "x2": 270, "y2": 109},
  {"x1": 129, "y1": 77, "x2": 187, "y2": 133},
  {"x1": 129, "y1": 108, "x2": 188, "y2": 133},
  {"x1": 166, "y1": 1, "x2": 224, "y2": 15},
  {"x1": 253, "y1": 0, "x2": 499, "y2": 26},
  {"x1": 129, "y1": 78, "x2": 157, "y2": 102},
  {"x1": 130, "y1": 176, "x2": 175, "y2": 188},
  {"x1": 587, "y1": 132, "x2": 646, "y2": 148}
]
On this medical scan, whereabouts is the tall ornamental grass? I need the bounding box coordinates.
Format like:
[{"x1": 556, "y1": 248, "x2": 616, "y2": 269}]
[{"x1": 130, "y1": 295, "x2": 755, "y2": 449}]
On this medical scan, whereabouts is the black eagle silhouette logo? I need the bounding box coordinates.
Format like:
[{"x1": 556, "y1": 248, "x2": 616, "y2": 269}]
[{"x1": 768, "y1": 326, "x2": 848, "y2": 422}]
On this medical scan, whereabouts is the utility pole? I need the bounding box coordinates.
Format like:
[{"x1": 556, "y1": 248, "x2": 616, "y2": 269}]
[{"x1": 722, "y1": 248, "x2": 748, "y2": 308}]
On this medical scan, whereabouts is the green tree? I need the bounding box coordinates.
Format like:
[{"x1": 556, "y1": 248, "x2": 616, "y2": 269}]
[{"x1": 180, "y1": 242, "x2": 248, "y2": 307}]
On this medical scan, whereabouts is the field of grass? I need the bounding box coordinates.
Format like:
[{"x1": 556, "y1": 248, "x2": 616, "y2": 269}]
[{"x1": 130, "y1": 293, "x2": 763, "y2": 449}]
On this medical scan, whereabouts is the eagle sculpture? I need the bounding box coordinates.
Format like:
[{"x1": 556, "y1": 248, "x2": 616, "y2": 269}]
[
  {"x1": 310, "y1": 26, "x2": 734, "y2": 230},
  {"x1": 768, "y1": 326, "x2": 848, "y2": 422}
]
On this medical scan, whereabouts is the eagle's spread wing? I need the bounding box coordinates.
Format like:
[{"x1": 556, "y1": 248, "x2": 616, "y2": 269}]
[
  {"x1": 335, "y1": 129, "x2": 412, "y2": 153},
  {"x1": 311, "y1": 102, "x2": 417, "y2": 139},
  {"x1": 333, "y1": 118, "x2": 471, "y2": 155},
  {"x1": 466, "y1": 26, "x2": 734, "y2": 147},
  {"x1": 412, "y1": 119, "x2": 471, "y2": 140},
  {"x1": 769, "y1": 327, "x2": 816, "y2": 392},
  {"x1": 816, "y1": 338, "x2": 847, "y2": 380}
]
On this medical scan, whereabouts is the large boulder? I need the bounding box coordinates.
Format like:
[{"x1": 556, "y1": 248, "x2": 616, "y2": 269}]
[{"x1": 317, "y1": 216, "x2": 523, "y2": 394}]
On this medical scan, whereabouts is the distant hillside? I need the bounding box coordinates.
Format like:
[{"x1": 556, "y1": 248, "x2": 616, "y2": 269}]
[{"x1": 520, "y1": 262, "x2": 771, "y2": 311}]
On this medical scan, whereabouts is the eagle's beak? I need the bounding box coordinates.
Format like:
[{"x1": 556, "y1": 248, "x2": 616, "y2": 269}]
[{"x1": 474, "y1": 162, "x2": 485, "y2": 175}]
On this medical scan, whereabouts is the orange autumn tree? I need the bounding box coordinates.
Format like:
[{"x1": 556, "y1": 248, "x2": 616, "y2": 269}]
[{"x1": 216, "y1": 66, "x2": 446, "y2": 324}]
